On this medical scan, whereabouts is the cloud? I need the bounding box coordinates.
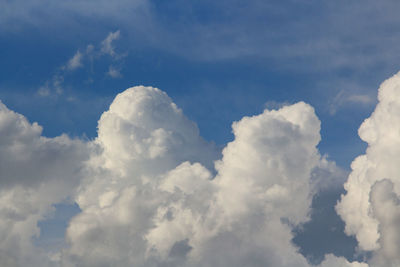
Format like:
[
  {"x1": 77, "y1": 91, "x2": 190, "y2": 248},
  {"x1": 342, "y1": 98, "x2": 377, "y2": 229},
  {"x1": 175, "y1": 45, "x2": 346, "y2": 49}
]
[
  {"x1": 62, "y1": 86, "x2": 219, "y2": 266},
  {"x1": 101, "y1": 30, "x2": 120, "y2": 58},
  {"x1": 336, "y1": 71, "x2": 400, "y2": 265},
  {"x1": 368, "y1": 179, "x2": 400, "y2": 266},
  {"x1": 320, "y1": 254, "x2": 368, "y2": 267},
  {"x1": 66, "y1": 50, "x2": 83, "y2": 70},
  {"x1": 4, "y1": 0, "x2": 400, "y2": 76},
  {"x1": 107, "y1": 65, "x2": 122, "y2": 78},
  {"x1": 37, "y1": 30, "x2": 125, "y2": 98},
  {"x1": 329, "y1": 89, "x2": 375, "y2": 115},
  {"x1": 0, "y1": 0, "x2": 148, "y2": 34},
  {"x1": 60, "y1": 86, "x2": 364, "y2": 266},
  {"x1": 0, "y1": 100, "x2": 89, "y2": 266},
  {"x1": 37, "y1": 74, "x2": 64, "y2": 98},
  {"x1": 37, "y1": 86, "x2": 50, "y2": 97},
  {"x1": 0, "y1": 85, "x2": 367, "y2": 266}
]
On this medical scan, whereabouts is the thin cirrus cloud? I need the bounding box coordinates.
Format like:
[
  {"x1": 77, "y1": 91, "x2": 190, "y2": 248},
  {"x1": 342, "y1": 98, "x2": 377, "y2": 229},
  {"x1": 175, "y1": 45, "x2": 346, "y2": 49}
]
[
  {"x1": 0, "y1": 81, "x2": 379, "y2": 266},
  {"x1": 5, "y1": 0, "x2": 400, "y2": 73},
  {"x1": 328, "y1": 89, "x2": 375, "y2": 115}
]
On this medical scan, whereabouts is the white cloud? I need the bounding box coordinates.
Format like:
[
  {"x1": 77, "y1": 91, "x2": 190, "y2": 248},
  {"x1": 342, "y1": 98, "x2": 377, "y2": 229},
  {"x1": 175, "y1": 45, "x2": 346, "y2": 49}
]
[
  {"x1": 0, "y1": 100, "x2": 89, "y2": 266},
  {"x1": 0, "y1": 85, "x2": 368, "y2": 267},
  {"x1": 337, "y1": 71, "x2": 400, "y2": 265},
  {"x1": 60, "y1": 86, "x2": 365, "y2": 266}
]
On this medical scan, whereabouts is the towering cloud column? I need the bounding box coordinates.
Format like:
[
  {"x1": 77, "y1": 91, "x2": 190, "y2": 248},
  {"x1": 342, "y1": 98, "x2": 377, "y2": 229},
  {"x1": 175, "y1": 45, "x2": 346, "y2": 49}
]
[
  {"x1": 337, "y1": 72, "x2": 400, "y2": 266},
  {"x1": 64, "y1": 86, "x2": 365, "y2": 266}
]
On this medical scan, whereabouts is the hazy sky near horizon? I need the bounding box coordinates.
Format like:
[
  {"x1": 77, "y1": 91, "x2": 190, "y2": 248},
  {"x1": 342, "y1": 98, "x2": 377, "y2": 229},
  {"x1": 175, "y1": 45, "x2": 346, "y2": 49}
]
[{"x1": 2, "y1": 1, "x2": 400, "y2": 266}]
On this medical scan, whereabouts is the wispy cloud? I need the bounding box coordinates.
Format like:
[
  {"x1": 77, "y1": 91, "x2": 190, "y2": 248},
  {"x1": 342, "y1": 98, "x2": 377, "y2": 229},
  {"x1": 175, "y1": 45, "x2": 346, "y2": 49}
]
[
  {"x1": 107, "y1": 65, "x2": 122, "y2": 78},
  {"x1": 329, "y1": 89, "x2": 375, "y2": 115},
  {"x1": 37, "y1": 30, "x2": 126, "y2": 97},
  {"x1": 4, "y1": 0, "x2": 400, "y2": 76},
  {"x1": 101, "y1": 30, "x2": 120, "y2": 58},
  {"x1": 37, "y1": 74, "x2": 64, "y2": 98},
  {"x1": 66, "y1": 50, "x2": 83, "y2": 70}
]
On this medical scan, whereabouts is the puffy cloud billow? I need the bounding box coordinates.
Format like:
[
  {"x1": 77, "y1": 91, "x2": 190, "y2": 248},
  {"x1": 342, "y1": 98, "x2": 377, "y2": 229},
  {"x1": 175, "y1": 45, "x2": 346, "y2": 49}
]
[
  {"x1": 0, "y1": 84, "x2": 376, "y2": 266},
  {"x1": 0, "y1": 101, "x2": 89, "y2": 266},
  {"x1": 337, "y1": 71, "x2": 400, "y2": 266}
]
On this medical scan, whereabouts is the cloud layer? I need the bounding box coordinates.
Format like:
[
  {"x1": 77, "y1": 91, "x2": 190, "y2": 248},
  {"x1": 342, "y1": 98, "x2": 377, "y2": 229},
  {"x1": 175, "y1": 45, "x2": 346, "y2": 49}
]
[
  {"x1": 5, "y1": 0, "x2": 400, "y2": 73},
  {"x1": 0, "y1": 85, "x2": 369, "y2": 266}
]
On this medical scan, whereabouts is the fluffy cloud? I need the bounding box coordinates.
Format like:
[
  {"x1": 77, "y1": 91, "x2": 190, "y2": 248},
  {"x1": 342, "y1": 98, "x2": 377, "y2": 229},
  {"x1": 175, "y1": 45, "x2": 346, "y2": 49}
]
[
  {"x1": 336, "y1": 71, "x2": 400, "y2": 266},
  {"x1": 0, "y1": 101, "x2": 89, "y2": 266},
  {"x1": 107, "y1": 65, "x2": 122, "y2": 78},
  {"x1": 62, "y1": 86, "x2": 219, "y2": 266},
  {"x1": 368, "y1": 179, "x2": 400, "y2": 266},
  {"x1": 61, "y1": 86, "x2": 364, "y2": 266},
  {"x1": 0, "y1": 85, "x2": 366, "y2": 266}
]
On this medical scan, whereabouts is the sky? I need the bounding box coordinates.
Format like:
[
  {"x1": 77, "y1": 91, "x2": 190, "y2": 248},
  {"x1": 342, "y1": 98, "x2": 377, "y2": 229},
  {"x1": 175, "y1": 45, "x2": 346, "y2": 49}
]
[{"x1": 1, "y1": 1, "x2": 400, "y2": 266}]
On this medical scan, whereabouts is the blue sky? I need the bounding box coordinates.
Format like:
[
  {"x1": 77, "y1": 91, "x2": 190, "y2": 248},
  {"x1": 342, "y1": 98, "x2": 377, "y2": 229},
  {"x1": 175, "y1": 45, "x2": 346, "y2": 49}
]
[{"x1": 1, "y1": 1, "x2": 400, "y2": 266}]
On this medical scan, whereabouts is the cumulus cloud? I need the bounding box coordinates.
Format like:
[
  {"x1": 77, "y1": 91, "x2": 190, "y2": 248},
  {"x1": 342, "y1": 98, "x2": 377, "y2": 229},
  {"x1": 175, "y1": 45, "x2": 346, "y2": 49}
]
[
  {"x1": 368, "y1": 179, "x2": 400, "y2": 266},
  {"x1": 0, "y1": 100, "x2": 89, "y2": 266},
  {"x1": 336, "y1": 71, "x2": 400, "y2": 266},
  {"x1": 0, "y1": 85, "x2": 367, "y2": 266},
  {"x1": 60, "y1": 86, "x2": 364, "y2": 266}
]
